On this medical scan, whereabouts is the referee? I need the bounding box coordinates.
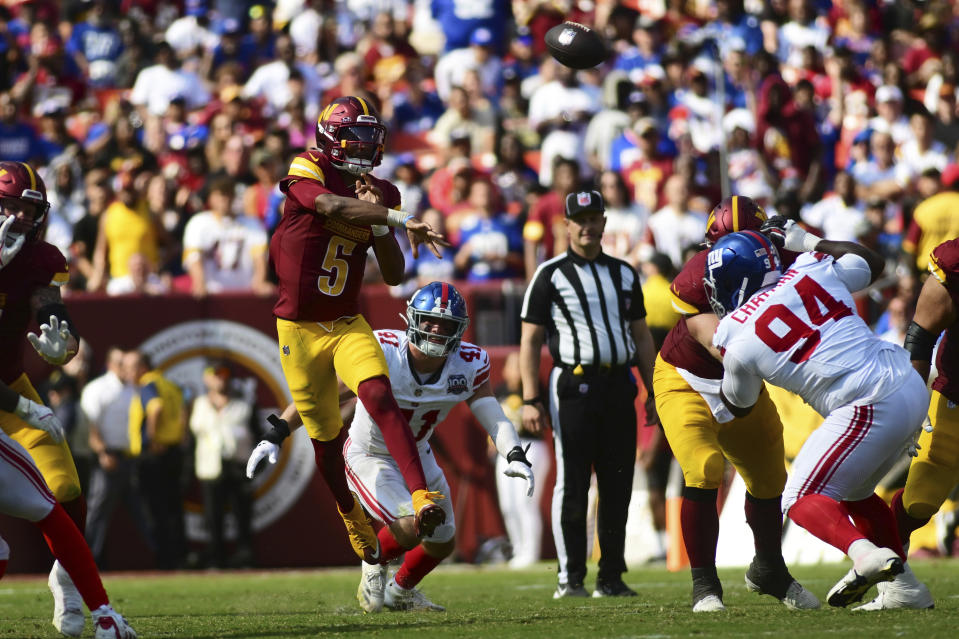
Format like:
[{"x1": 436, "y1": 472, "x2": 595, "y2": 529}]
[{"x1": 519, "y1": 190, "x2": 657, "y2": 599}]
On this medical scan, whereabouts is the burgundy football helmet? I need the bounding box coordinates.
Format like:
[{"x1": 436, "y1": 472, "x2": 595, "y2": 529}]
[
  {"x1": 0, "y1": 161, "x2": 50, "y2": 242},
  {"x1": 704, "y1": 195, "x2": 768, "y2": 247},
  {"x1": 315, "y1": 96, "x2": 387, "y2": 176}
]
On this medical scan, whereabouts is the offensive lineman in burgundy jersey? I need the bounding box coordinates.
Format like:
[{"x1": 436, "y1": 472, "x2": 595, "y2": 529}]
[
  {"x1": 892, "y1": 237, "x2": 959, "y2": 601},
  {"x1": 652, "y1": 196, "x2": 819, "y2": 612},
  {"x1": 1, "y1": 160, "x2": 100, "y2": 635},
  {"x1": 250, "y1": 96, "x2": 449, "y2": 565}
]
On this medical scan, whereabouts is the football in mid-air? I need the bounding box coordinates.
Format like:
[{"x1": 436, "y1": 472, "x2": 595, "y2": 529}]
[{"x1": 544, "y1": 21, "x2": 608, "y2": 69}]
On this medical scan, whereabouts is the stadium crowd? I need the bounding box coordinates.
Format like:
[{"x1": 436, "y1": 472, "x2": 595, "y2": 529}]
[{"x1": 4, "y1": 0, "x2": 959, "y2": 574}]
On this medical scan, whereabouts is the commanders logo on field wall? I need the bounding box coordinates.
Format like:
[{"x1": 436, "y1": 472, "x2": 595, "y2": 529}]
[{"x1": 139, "y1": 320, "x2": 315, "y2": 542}]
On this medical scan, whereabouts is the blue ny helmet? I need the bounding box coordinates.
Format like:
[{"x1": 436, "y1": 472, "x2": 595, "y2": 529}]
[
  {"x1": 405, "y1": 281, "x2": 470, "y2": 357},
  {"x1": 704, "y1": 230, "x2": 783, "y2": 318}
]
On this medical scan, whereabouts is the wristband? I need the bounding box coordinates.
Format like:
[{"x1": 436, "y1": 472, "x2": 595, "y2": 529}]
[
  {"x1": 507, "y1": 445, "x2": 532, "y2": 467},
  {"x1": 263, "y1": 414, "x2": 291, "y2": 444},
  {"x1": 904, "y1": 321, "x2": 937, "y2": 362},
  {"x1": 386, "y1": 209, "x2": 414, "y2": 228},
  {"x1": 522, "y1": 397, "x2": 542, "y2": 406},
  {"x1": 371, "y1": 224, "x2": 390, "y2": 237}
]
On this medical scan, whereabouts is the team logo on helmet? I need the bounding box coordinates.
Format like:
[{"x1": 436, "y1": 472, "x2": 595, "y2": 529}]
[{"x1": 704, "y1": 230, "x2": 782, "y2": 318}]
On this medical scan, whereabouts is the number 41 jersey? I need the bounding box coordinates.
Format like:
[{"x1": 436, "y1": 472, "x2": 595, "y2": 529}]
[
  {"x1": 348, "y1": 329, "x2": 491, "y2": 455},
  {"x1": 713, "y1": 252, "x2": 912, "y2": 417}
]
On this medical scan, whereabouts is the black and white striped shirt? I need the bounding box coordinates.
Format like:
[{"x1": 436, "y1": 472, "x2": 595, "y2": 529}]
[{"x1": 521, "y1": 250, "x2": 646, "y2": 368}]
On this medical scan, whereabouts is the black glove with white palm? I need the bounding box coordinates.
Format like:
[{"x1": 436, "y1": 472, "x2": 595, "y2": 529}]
[
  {"x1": 246, "y1": 414, "x2": 290, "y2": 478},
  {"x1": 504, "y1": 445, "x2": 535, "y2": 497},
  {"x1": 759, "y1": 216, "x2": 822, "y2": 253}
]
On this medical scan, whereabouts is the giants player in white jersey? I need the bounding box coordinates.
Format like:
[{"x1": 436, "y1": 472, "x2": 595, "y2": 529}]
[
  {"x1": 247, "y1": 282, "x2": 534, "y2": 612},
  {"x1": 698, "y1": 223, "x2": 933, "y2": 610}
]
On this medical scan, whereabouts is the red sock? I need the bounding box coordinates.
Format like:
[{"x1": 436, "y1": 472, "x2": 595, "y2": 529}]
[
  {"x1": 788, "y1": 493, "x2": 864, "y2": 554},
  {"x1": 744, "y1": 493, "x2": 785, "y2": 563},
  {"x1": 357, "y1": 376, "x2": 427, "y2": 493},
  {"x1": 311, "y1": 431, "x2": 354, "y2": 512},
  {"x1": 891, "y1": 488, "x2": 930, "y2": 548},
  {"x1": 394, "y1": 545, "x2": 443, "y2": 589},
  {"x1": 35, "y1": 504, "x2": 108, "y2": 611},
  {"x1": 844, "y1": 493, "x2": 905, "y2": 560},
  {"x1": 680, "y1": 493, "x2": 719, "y2": 569},
  {"x1": 377, "y1": 527, "x2": 408, "y2": 564},
  {"x1": 0, "y1": 559, "x2": 7, "y2": 580},
  {"x1": 60, "y1": 496, "x2": 87, "y2": 533}
]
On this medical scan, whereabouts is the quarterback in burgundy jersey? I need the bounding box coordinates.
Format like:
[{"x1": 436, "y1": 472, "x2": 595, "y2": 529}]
[
  {"x1": 653, "y1": 195, "x2": 818, "y2": 612},
  {"x1": 708, "y1": 223, "x2": 932, "y2": 610},
  {"x1": 891, "y1": 236, "x2": 959, "y2": 606},
  {"x1": 252, "y1": 96, "x2": 449, "y2": 566},
  {"x1": 0, "y1": 160, "x2": 103, "y2": 636}
]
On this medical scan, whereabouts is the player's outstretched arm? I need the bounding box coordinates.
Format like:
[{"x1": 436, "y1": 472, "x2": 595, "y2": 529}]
[
  {"x1": 761, "y1": 216, "x2": 884, "y2": 282},
  {"x1": 468, "y1": 380, "x2": 535, "y2": 497},
  {"x1": 905, "y1": 274, "x2": 956, "y2": 383}
]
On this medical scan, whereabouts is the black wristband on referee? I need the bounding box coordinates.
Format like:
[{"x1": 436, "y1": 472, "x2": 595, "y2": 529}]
[
  {"x1": 904, "y1": 321, "x2": 936, "y2": 362},
  {"x1": 522, "y1": 396, "x2": 542, "y2": 406},
  {"x1": 507, "y1": 445, "x2": 531, "y2": 467},
  {"x1": 263, "y1": 414, "x2": 291, "y2": 444}
]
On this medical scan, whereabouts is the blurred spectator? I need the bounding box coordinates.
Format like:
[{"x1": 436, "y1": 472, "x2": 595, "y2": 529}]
[
  {"x1": 190, "y1": 363, "x2": 255, "y2": 569},
  {"x1": 776, "y1": 0, "x2": 830, "y2": 73},
  {"x1": 724, "y1": 108, "x2": 774, "y2": 205},
  {"x1": 357, "y1": 10, "x2": 419, "y2": 82},
  {"x1": 431, "y1": 86, "x2": 495, "y2": 156},
  {"x1": 897, "y1": 109, "x2": 951, "y2": 182},
  {"x1": 65, "y1": 0, "x2": 124, "y2": 89},
  {"x1": 88, "y1": 168, "x2": 163, "y2": 292},
  {"x1": 453, "y1": 180, "x2": 523, "y2": 281},
  {"x1": 391, "y1": 154, "x2": 426, "y2": 215},
  {"x1": 126, "y1": 350, "x2": 186, "y2": 570},
  {"x1": 242, "y1": 33, "x2": 322, "y2": 118},
  {"x1": 494, "y1": 350, "x2": 548, "y2": 569},
  {"x1": 0, "y1": 90, "x2": 46, "y2": 164},
  {"x1": 182, "y1": 176, "x2": 273, "y2": 297},
  {"x1": 800, "y1": 170, "x2": 865, "y2": 242},
  {"x1": 755, "y1": 72, "x2": 821, "y2": 199},
  {"x1": 130, "y1": 41, "x2": 210, "y2": 117},
  {"x1": 105, "y1": 252, "x2": 170, "y2": 296},
  {"x1": 620, "y1": 117, "x2": 674, "y2": 212},
  {"x1": 288, "y1": 0, "x2": 323, "y2": 60},
  {"x1": 434, "y1": 26, "x2": 503, "y2": 102},
  {"x1": 427, "y1": 150, "x2": 475, "y2": 217},
  {"x1": 431, "y1": 0, "x2": 512, "y2": 55},
  {"x1": 903, "y1": 164, "x2": 959, "y2": 273},
  {"x1": 83, "y1": 347, "x2": 149, "y2": 568},
  {"x1": 584, "y1": 71, "x2": 631, "y2": 172},
  {"x1": 869, "y1": 84, "x2": 912, "y2": 146},
  {"x1": 642, "y1": 174, "x2": 706, "y2": 270},
  {"x1": 491, "y1": 132, "x2": 537, "y2": 215},
  {"x1": 877, "y1": 295, "x2": 911, "y2": 346},
  {"x1": 523, "y1": 156, "x2": 578, "y2": 279},
  {"x1": 850, "y1": 130, "x2": 905, "y2": 204},
  {"x1": 932, "y1": 82, "x2": 959, "y2": 149},
  {"x1": 69, "y1": 168, "x2": 112, "y2": 290},
  {"x1": 243, "y1": 147, "x2": 282, "y2": 224},
  {"x1": 241, "y1": 4, "x2": 276, "y2": 68},
  {"x1": 613, "y1": 16, "x2": 663, "y2": 83},
  {"x1": 597, "y1": 169, "x2": 648, "y2": 267},
  {"x1": 164, "y1": 0, "x2": 218, "y2": 59},
  {"x1": 391, "y1": 64, "x2": 445, "y2": 134}
]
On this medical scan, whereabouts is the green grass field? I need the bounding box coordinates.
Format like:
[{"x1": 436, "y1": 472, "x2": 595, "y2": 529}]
[{"x1": 2, "y1": 559, "x2": 959, "y2": 638}]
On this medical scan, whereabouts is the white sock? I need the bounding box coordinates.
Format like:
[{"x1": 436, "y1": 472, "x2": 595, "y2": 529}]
[
  {"x1": 847, "y1": 538, "x2": 878, "y2": 564},
  {"x1": 656, "y1": 530, "x2": 668, "y2": 555}
]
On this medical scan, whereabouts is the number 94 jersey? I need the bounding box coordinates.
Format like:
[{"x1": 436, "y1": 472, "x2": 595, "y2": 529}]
[
  {"x1": 714, "y1": 252, "x2": 913, "y2": 417},
  {"x1": 348, "y1": 329, "x2": 491, "y2": 455}
]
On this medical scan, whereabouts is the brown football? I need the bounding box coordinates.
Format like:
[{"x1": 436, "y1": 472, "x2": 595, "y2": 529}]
[{"x1": 545, "y1": 21, "x2": 608, "y2": 69}]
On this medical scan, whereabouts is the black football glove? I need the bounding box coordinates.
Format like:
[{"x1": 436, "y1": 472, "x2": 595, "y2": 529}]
[{"x1": 759, "y1": 215, "x2": 789, "y2": 248}]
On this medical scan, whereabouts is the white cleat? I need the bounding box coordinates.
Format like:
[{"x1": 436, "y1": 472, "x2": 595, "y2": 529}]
[
  {"x1": 357, "y1": 562, "x2": 387, "y2": 613},
  {"x1": 692, "y1": 594, "x2": 726, "y2": 612},
  {"x1": 827, "y1": 547, "x2": 903, "y2": 608},
  {"x1": 49, "y1": 560, "x2": 85, "y2": 637},
  {"x1": 92, "y1": 605, "x2": 137, "y2": 639},
  {"x1": 852, "y1": 563, "x2": 934, "y2": 611},
  {"x1": 384, "y1": 578, "x2": 446, "y2": 612}
]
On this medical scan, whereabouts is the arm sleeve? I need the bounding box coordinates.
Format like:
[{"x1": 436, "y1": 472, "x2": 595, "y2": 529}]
[
  {"x1": 520, "y1": 267, "x2": 551, "y2": 325},
  {"x1": 720, "y1": 352, "x2": 763, "y2": 409},
  {"x1": 833, "y1": 253, "x2": 872, "y2": 293},
  {"x1": 470, "y1": 396, "x2": 522, "y2": 460},
  {"x1": 285, "y1": 179, "x2": 330, "y2": 211}
]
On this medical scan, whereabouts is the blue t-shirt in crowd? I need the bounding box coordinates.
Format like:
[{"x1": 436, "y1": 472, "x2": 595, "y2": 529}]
[
  {"x1": 0, "y1": 122, "x2": 47, "y2": 164},
  {"x1": 457, "y1": 214, "x2": 522, "y2": 281},
  {"x1": 431, "y1": 0, "x2": 512, "y2": 54}
]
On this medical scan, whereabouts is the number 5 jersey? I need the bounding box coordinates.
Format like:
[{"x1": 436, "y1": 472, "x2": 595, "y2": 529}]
[
  {"x1": 270, "y1": 150, "x2": 402, "y2": 321},
  {"x1": 348, "y1": 329, "x2": 491, "y2": 455},
  {"x1": 713, "y1": 251, "x2": 913, "y2": 417}
]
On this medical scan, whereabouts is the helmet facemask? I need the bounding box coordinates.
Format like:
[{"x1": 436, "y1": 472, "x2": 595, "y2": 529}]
[
  {"x1": 0, "y1": 192, "x2": 48, "y2": 244},
  {"x1": 321, "y1": 116, "x2": 386, "y2": 176},
  {"x1": 405, "y1": 306, "x2": 469, "y2": 358}
]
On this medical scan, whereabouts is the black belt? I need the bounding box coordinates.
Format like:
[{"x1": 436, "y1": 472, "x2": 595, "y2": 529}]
[{"x1": 560, "y1": 363, "x2": 629, "y2": 377}]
